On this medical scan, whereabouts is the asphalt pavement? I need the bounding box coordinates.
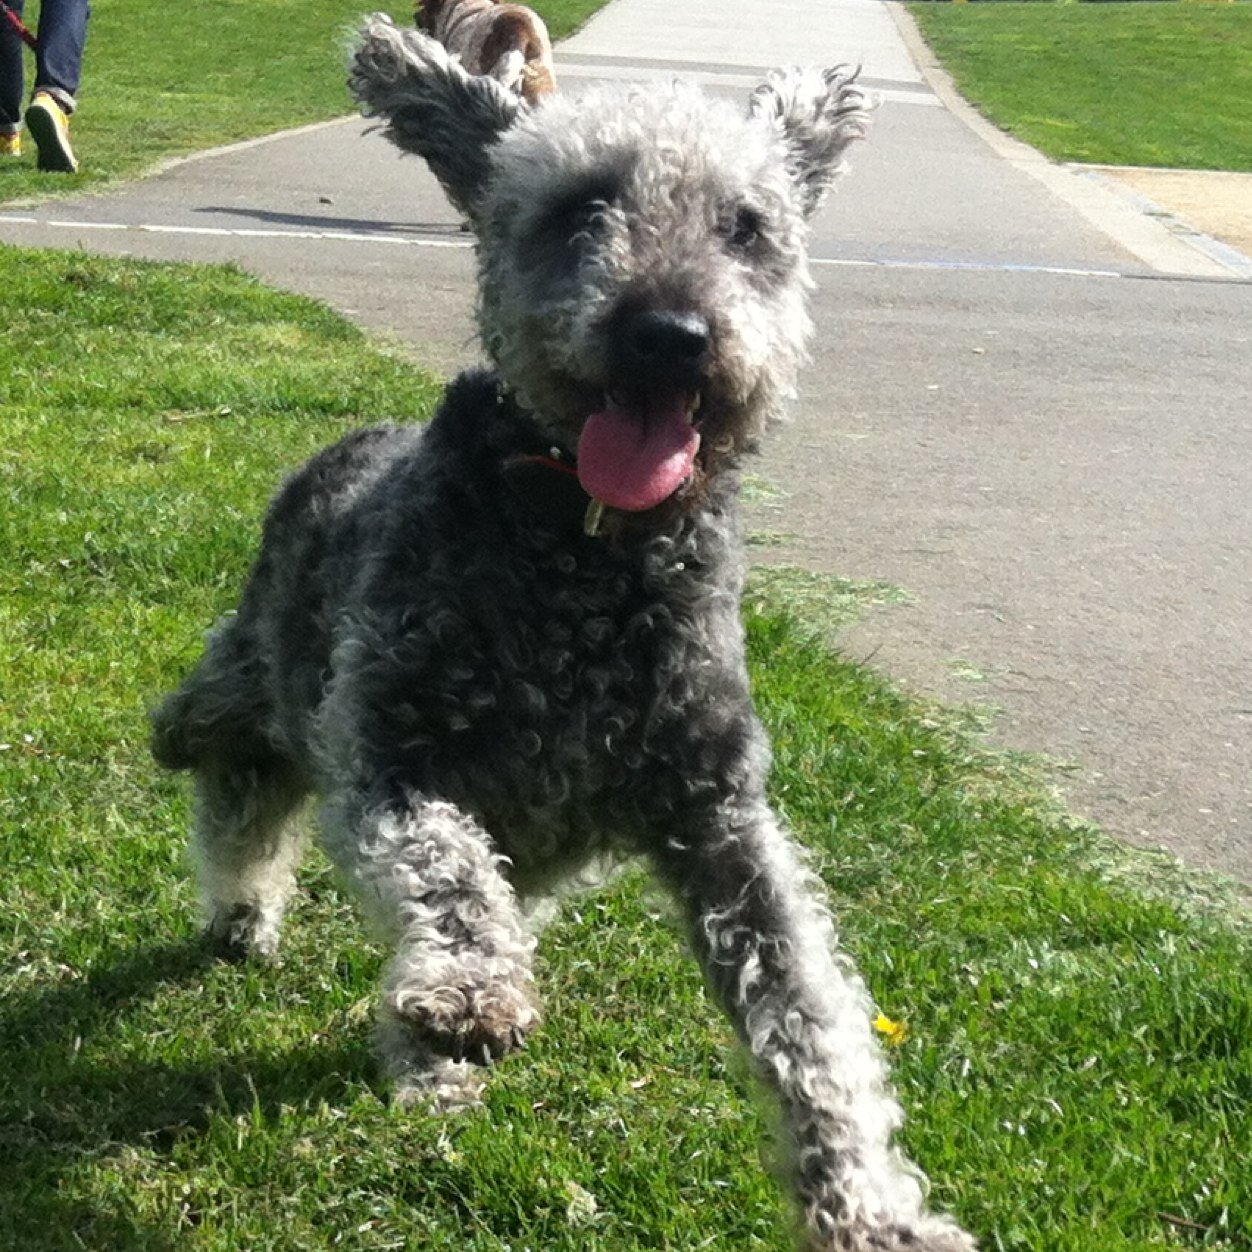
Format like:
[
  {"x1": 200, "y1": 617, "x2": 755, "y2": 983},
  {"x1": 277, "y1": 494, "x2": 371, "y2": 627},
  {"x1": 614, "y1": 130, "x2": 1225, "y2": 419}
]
[{"x1": 2, "y1": 0, "x2": 1249, "y2": 883}]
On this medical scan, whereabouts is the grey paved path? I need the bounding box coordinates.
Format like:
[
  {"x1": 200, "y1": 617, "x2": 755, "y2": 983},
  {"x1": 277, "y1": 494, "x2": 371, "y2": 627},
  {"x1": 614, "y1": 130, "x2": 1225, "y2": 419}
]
[{"x1": 2, "y1": 0, "x2": 1250, "y2": 882}]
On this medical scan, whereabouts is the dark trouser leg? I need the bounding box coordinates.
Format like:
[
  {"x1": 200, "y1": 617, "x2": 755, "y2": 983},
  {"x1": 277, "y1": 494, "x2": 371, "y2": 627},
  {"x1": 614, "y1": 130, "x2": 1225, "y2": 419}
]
[
  {"x1": 0, "y1": 0, "x2": 25, "y2": 130},
  {"x1": 35, "y1": 0, "x2": 89, "y2": 111}
]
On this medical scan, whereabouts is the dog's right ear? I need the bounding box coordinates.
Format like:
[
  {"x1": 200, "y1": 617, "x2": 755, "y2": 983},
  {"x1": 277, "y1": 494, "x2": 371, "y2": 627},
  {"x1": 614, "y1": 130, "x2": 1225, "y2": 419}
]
[{"x1": 350, "y1": 14, "x2": 521, "y2": 219}]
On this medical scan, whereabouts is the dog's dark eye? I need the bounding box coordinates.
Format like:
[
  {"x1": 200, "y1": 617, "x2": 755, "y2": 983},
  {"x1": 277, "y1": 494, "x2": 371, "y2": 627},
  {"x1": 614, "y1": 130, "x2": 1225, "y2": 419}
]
[
  {"x1": 542, "y1": 180, "x2": 618, "y2": 244},
  {"x1": 562, "y1": 198, "x2": 610, "y2": 239},
  {"x1": 723, "y1": 204, "x2": 764, "y2": 252}
]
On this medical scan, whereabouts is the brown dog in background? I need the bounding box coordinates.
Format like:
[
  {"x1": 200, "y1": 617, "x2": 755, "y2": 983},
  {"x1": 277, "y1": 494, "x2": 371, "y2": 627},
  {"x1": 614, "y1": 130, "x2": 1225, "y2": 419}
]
[{"x1": 415, "y1": 0, "x2": 557, "y2": 105}]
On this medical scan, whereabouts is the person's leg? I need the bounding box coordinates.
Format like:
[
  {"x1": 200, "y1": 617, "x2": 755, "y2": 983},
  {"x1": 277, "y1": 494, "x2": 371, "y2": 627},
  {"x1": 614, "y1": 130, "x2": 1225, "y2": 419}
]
[
  {"x1": 24, "y1": 0, "x2": 87, "y2": 171},
  {"x1": 33, "y1": 0, "x2": 88, "y2": 112},
  {"x1": 0, "y1": 0, "x2": 27, "y2": 140}
]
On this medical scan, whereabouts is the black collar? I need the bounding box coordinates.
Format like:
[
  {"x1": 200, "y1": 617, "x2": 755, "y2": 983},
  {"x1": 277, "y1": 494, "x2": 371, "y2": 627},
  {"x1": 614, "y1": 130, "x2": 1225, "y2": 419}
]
[{"x1": 499, "y1": 445, "x2": 608, "y2": 537}]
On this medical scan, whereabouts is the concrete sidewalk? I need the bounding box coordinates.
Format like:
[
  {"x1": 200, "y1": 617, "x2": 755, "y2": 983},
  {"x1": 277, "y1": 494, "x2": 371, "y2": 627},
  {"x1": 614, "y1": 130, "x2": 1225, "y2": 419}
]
[
  {"x1": 1, "y1": 0, "x2": 1249, "y2": 884},
  {"x1": 559, "y1": 0, "x2": 922, "y2": 83}
]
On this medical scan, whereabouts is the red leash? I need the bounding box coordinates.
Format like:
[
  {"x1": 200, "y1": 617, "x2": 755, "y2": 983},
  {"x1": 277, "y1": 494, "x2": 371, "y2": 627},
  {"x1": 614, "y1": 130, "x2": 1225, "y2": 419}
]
[{"x1": 0, "y1": 0, "x2": 37, "y2": 51}]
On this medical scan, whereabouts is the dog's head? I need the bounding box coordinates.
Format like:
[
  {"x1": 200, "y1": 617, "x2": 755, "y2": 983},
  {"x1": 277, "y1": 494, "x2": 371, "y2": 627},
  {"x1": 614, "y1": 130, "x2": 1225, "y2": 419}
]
[{"x1": 351, "y1": 16, "x2": 870, "y2": 520}]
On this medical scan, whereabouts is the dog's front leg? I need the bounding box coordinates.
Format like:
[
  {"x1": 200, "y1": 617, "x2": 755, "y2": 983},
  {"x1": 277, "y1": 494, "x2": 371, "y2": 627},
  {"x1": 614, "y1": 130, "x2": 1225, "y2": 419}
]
[
  {"x1": 324, "y1": 794, "x2": 539, "y2": 1107},
  {"x1": 655, "y1": 799, "x2": 974, "y2": 1252}
]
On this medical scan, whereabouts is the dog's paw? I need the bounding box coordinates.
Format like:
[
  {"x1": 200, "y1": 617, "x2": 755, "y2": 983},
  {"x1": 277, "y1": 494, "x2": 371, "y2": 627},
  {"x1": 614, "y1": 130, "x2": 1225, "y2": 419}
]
[
  {"x1": 393, "y1": 1057, "x2": 487, "y2": 1114},
  {"x1": 822, "y1": 1219, "x2": 977, "y2": 1252},
  {"x1": 204, "y1": 901, "x2": 282, "y2": 963},
  {"x1": 385, "y1": 970, "x2": 539, "y2": 1067},
  {"x1": 374, "y1": 1018, "x2": 488, "y2": 1112},
  {"x1": 806, "y1": 1206, "x2": 976, "y2": 1252},
  {"x1": 863, "y1": 1223, "x2": 975, "y2": 1252}
]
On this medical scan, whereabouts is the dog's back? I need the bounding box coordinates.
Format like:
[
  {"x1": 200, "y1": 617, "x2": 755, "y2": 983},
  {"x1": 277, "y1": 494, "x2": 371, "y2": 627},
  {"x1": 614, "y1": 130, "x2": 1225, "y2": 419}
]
[{"x1": 151, "y1": 425, "x2": 419, "y2": 775}]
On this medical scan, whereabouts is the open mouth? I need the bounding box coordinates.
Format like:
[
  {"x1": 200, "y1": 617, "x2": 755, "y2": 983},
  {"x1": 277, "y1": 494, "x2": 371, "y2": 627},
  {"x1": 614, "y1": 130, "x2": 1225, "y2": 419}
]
[{"x1": 575, "y1": 387, "x2": 702, "y2": 513}]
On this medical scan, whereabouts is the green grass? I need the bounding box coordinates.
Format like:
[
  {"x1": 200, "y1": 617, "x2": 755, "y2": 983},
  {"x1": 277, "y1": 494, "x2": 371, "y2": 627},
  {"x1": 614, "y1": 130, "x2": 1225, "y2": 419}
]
[
  {"x1": 3, "y1": 242, "x2": 1252, "y2": 1250},
  {"x1": 910, "y1": 2, "x2": 1252, "y2": 171},
  {"x1": 0, "y1": 0, "x2": 605, "y2": 204}
]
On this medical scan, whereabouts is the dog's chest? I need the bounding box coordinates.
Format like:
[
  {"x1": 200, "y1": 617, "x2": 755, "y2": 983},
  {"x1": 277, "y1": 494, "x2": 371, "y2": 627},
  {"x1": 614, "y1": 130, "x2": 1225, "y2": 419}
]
[{"x1": 350, "y1": 535, "x2": 746, "y2": 841}]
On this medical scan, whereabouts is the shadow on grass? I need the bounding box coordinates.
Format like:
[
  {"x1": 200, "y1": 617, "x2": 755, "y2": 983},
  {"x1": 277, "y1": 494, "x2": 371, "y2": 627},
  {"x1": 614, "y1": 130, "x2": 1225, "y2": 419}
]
[{"x1": 0, "y1": 938, "x2": 375, "y2": 1250}]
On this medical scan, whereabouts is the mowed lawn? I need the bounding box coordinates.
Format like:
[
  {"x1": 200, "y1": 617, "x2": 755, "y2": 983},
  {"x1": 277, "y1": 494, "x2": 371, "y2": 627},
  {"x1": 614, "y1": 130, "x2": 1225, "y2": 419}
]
[
  {"x1": 0, "y1": 0, "x2": 604, "y2": 203},
  {"x1": 2, "y1": 243, "x2": 1251, "y2": 1250},
  {"x1": 910, "y1": 2, "x2": 1252, "y2": 171}
]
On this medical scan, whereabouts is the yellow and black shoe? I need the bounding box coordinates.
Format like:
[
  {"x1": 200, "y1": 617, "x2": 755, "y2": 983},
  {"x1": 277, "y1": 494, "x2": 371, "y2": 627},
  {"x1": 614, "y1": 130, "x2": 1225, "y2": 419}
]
[
  {"x1": 25, "y1": 92, "x2": 78, "y2": 172},
  {"x1": 0, "y1": 131, "x2": 21, "y2": 158}
]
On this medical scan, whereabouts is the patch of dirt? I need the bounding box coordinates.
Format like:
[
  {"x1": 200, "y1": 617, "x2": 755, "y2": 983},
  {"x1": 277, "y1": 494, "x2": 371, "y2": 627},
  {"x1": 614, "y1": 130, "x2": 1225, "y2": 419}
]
[{"x1": 1090, "y1": 166, "x2": 1252, "y2": 260}]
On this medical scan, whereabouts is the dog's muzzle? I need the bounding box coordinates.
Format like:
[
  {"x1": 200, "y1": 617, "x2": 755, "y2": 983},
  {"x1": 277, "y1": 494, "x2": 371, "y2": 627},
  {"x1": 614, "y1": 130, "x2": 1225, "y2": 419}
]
[{"x1": 573, "y1": 306, "x2": 710, "y2": 515}]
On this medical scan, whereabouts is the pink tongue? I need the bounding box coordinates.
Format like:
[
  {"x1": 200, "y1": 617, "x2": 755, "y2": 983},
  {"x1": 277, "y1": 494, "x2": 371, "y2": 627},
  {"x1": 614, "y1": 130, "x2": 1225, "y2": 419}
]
[{"x1": 576, "y1": 396, "x2": 700, "y2": 512}]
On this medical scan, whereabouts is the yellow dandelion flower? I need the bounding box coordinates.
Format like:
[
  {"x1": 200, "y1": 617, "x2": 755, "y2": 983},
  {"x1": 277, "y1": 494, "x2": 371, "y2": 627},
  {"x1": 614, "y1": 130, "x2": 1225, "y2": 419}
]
[{"x1": 873, "y1": 1013, "x2": 910, "y2": 1047}]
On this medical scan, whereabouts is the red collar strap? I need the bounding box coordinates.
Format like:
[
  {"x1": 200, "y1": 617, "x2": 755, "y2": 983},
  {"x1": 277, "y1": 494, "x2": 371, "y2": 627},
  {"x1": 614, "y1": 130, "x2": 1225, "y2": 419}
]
[
  {"x1": 502, "y1": 451, "x2": 580, "y2": 478},
  {"x1": 500, "y1": 449, "x2": 608, "y2": 536}
]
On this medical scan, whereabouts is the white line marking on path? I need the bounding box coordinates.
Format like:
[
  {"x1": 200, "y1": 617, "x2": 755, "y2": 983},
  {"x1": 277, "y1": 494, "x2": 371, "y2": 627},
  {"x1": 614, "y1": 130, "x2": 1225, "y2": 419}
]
[
  {"x1": 24, "y1": 217, "x2": 475, "y2": 248},
  {"x1": 811, "y1": 255, "x2": 1124, "y2": 280},
  {"x1": 4, "y1": 214, "x2": 1234, "y2": 282}
]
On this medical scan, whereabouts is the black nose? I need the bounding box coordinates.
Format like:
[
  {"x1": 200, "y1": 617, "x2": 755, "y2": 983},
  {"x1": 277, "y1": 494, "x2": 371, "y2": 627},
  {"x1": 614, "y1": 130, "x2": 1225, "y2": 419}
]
[{"x1": 626, "y1": 309, "x2": 711, "y2": 370}]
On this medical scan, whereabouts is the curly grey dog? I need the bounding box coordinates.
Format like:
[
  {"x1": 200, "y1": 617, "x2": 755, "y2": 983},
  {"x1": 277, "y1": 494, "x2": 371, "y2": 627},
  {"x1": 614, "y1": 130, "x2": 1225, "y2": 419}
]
[{"x1": 151, "y1": 16, "x2": 975, "y2": 1251}]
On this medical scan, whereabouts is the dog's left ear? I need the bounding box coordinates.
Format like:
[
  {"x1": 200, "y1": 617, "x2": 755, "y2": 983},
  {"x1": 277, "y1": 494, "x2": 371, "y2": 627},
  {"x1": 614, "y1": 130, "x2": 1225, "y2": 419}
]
[
  {"x1": 748, "y1": 67, "x2": 872, "y2": 219},
  {"x1": 350, "y1": 14, "x2": 522, "y2": 219}
]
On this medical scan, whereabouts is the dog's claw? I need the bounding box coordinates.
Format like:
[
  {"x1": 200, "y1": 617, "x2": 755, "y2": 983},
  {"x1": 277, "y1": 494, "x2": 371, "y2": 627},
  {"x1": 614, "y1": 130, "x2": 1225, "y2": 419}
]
[
  {"x1": 389, "y1": 975, "x2": 538, "y2": 1067},
  {"x1": 510, "y1": 1026, "x2": 527, "y2": 1051}
]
